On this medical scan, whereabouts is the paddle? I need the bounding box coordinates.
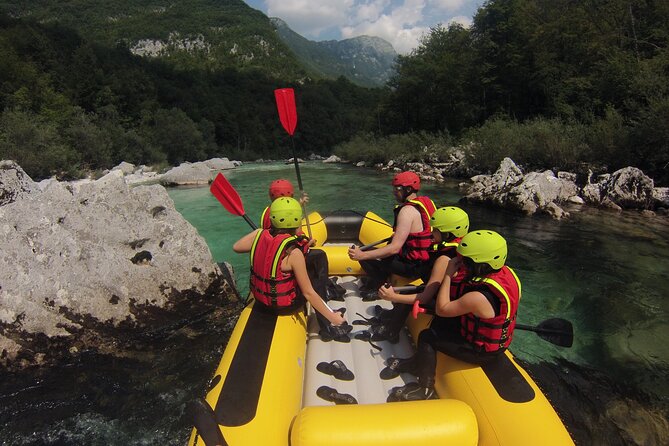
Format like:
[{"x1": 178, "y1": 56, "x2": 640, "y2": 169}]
[
  {"x1": 411, "y1": 300, "x2": 574, "y2": 348},
  {"x1": 210, "y1": 173, "x2": 257, "y2": 229},
  {"x1": 274, "y1": 87, "x2": 313, "y2": 239},
  {"x1": 359, "y1": 237, "x2": 392, "y2": 252}
]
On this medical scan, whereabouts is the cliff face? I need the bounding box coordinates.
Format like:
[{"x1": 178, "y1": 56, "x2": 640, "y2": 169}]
[{"x1": 0, "y1": 161, "x2": 236, "y2": 370}]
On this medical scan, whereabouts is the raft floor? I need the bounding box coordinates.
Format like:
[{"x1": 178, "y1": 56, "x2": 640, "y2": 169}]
[{"x1": 302, "y1": 275, "x2": 418, "y2": 407}]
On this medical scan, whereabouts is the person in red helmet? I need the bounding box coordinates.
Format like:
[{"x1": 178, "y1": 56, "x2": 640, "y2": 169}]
[
  {"x1": 348, "y1": 171, "x2": 436, "y2": 306},
  {"x1": 260, "y1": 179, "x2": 309, "y2": 229}
]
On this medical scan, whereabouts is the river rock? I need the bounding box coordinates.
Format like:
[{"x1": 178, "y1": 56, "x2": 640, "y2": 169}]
[
  {"x1": 654, "y1": 187, "x2": 669, "y2": 208},
  {"x1": 113, "y1": 161, "x2": 136, "y2": 175},
  {"x1": 0, "y1": 160, "x2": 38, "y2": 206},
  {"x1": 463, "y1": 158, "x2": 578, "y2": 219},
  {"x1": 602, "y1": 167, "x2": 654, "y2": 209},
  {"x1": 0, "y1": 163, "x2": 233, "y2": 370},
  {"x1": 160, "y1": 161, "x2": 212, "y2": 186},
  {"x1": 204, "y1": 157, "x2": 239, "y2": 170},
  {"x1": 323, "y1": 155, "x2": 341, "y2": 163},
  {"x1": 583, "y1": 167, "x2": 655, "y2": 210}
]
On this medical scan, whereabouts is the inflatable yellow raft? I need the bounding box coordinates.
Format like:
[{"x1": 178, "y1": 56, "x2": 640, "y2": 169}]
[{"x1": 188, "y1": 210, "x2": 574, "y2": 446}]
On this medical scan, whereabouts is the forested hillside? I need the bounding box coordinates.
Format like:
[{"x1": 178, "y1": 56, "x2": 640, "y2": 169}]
[
  {"x1": 368, "y1": 0, "x2": 669, "y2": 184},
  {"x1": 1, "y1": 0, "x2": 668, "y2": 184},
  {"x1": 0, "y1": 15, "x2": 382, "y2": 179},
  {"x1": 0, "y1": 0, "x2": 307, "y2": 78}
]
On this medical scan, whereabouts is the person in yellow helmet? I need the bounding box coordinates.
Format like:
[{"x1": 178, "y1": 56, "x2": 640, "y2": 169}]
[
  {"x1": 381, "y1": 230, "x2": 522, "y2": 401},
  {"x1": 259, "y1": 179, "x2": 309, "y2": 230},
  {"x1": 362, "y1": 207, "x2": 470, "y2": 342},
  {"x1": 234, "y1": 197, "x2": 351, "y2": 341}
]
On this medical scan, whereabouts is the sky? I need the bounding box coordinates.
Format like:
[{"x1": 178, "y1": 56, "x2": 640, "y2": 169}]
[{"x1": 243, "y1": 0, "x2": 485, "y2": 55}]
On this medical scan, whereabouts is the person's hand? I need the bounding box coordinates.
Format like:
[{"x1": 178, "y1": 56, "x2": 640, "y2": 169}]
[
  {"x1": 299, "y1": 191, "x2": 309, "y2": 205},
  {"x1": 348, "y1": 245, "x2": 365, "y2": 261},
  {"x1": 329, "y1": 309, "x2": 346, "y2": 325},
  {"x1": 445, "y1": 256, "x2": 463, "y2": 277},
  {"x1": 378, "y1": 284, "x2": 397, "y2": 301},
  {"x1": 307, "y1": 238, "x2": 317, "y2": 247}
]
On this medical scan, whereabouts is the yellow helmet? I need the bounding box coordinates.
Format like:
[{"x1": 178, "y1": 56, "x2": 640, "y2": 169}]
[
  {"x1": 269, "y1": 197, "x2": 303, "y2": 229},
  {"x1": 456, "y1": 230, "x2": 507, "y2": 270},
  {"x1": 430, "y1": 207, "x2": 469, "y2": 237}
]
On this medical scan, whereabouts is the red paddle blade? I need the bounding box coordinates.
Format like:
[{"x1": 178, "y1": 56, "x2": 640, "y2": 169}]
[
  {"x1": 210, "y1": 173, "x2": 246, "y2": 216},
  {"x1": 274, "y1": 88, "x2": 298, "y2": 135}
]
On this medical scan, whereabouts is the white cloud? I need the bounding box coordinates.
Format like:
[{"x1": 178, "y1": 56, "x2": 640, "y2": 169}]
[
  {"x1": 341, "y1": 0, "x2": 430, "y2": 54},
  {"x1": 447, "y1": 15, "x2": 473, "y2": 27},
  {"x1": 429, "y1": 0, "x2": 466, "y2": 12},
  {"x1": 266, "y1": 0, "x2": 354, "y2": 37},
  {"x1": 260, "y1": 0, "x2": 479, "y2": 54},
  {"x1": 353, "y1": 0, "x2": 391, "y2": 22}
]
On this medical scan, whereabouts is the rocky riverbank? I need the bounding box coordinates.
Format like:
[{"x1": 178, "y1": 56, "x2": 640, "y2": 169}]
[
  {"x1": 361, "y1": 155, "x2": 669, "y2": 220},
  {"x1": 0, "y1": 160, "x2": 241, "y2": 371}
]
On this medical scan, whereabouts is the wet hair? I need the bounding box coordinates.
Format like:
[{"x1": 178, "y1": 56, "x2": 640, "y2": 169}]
[
  {"x1": 395, "y1": 185, "x2": 416, "y2": 202},
  {"x1": 269, "y1": 227, "x2": 296, "y2": 237},
  {"x1": 463, "y1": 257, "x2": 497, "y2": 280},
  {"x1": 440, "y1": 231, "x2": 457, "y2": 242}
]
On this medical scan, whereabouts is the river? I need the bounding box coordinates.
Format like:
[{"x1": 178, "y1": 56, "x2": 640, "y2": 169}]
[{"x1": 1, "y1": 162, "x2": 668, "y2": 445}]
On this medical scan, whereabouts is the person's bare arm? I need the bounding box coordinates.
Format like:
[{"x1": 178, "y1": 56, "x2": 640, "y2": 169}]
[
  {"x1": 435, "y1": 290, "x2": 495, "y2": 319},
  {"x1": 378, "y1": 255, "x2": 450, "y2": 304},
  {"x1": 287, "y1": 249, "x2": 346, "y2": 325},
  {"x1": 233, "y1": 229, "x2": 260, "y2": 253},
  {"x1": 348, "y1": 206, "x2": 418, "y2": 261},
  {"x1": 435, "y1": 257, "x2": 495, "y2": 319}
]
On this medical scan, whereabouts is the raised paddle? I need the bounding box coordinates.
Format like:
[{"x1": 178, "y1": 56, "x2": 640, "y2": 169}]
[
  {"x1": 274, "y1": 87, "x2": 313, "y2": 239},
  {"x1": 210, "y1": 173, "x2": 257, "y2": 229},
  {"x1": 411, "y1": 300, "x2": 574, "y2": 348}
]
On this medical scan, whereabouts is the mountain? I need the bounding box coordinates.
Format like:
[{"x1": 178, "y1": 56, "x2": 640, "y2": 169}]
[
  {"x1": 0, "y1": 0, "x2": 396, "y2": 86},
  {"x1": 270, "y1": 17, "x2": 397, "y2": 88},
  {"x1": 0, "y1": 0, "x2": 307, "y2": 79}
]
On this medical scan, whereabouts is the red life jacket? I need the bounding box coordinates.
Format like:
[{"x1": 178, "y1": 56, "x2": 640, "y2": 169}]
[
  {"x1": 260, "y1": 206, "x2": 272, "y2": 230},
  {"x1": 249, "y1": 230, "x2": 301, "y2": 308},
  {"x1": 430, "y1": 236, "x2": 462, "y2": 259},
  {"x1": 393, "y1": 196, "x2": 436, "y2": 262},
  {"x1": 459, "y1": 266, "x2": 522, "y2": 353}
]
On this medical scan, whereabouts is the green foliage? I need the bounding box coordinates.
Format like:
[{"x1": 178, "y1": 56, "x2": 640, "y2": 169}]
[
  {"x1": 0, "y1": 0, "x2": 306, "y2": 79},
  {"x1": 0, "y1": 14, "x2": 382, "y2": 179},
  {"x1": 380, "y1": 0, "x2": 669, "y2": 184},
  {"x1": 463, "y1": 117, "x2": 590, "y2": 172},
  {"x1": 0, "y1": 109, "x2": 81, "y2": 179},
  {"x1": 334, "y1": 132, "x2": 452, "y2": 165}
]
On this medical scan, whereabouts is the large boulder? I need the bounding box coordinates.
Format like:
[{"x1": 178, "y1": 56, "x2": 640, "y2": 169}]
[
  {"x1": 322, "y1": 155, "x2": 341, "y2": 163},
  {"x1": 0, "y1": 162, "x2": 234, "y2": 370},
  {"x1": 582, "y1": 167, "x2": 655, "y2": 210},
  {"x1": 463, "y1": 158, "x2": 579, "y2": 219},
  {"x1": 602, "y1": 167, "x2": 655, "y2": 209},
  {"x1": 204, "y1": 157, "x2": 239, "y2": 170},
  {"x1": 160, "y1": 161, "x2": 212, "y2": 186}
]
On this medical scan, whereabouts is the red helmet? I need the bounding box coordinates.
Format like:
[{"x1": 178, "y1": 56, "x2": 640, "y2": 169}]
[
  {"x1": 392, "y1": 171, "x2": 420, "y2": 191},
  {"x1": 269, "y1": 179, "x2": 294, "y2": 199}
]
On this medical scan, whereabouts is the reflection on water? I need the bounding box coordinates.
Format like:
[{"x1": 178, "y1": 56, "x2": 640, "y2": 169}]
[{"x1": 1, "y1": 162, "x2": 668, "y2": 445}]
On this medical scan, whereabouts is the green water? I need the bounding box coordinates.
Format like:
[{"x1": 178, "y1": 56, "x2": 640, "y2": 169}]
[
  {"x1": 1, "y1": 162, "x2": 667, "y2": 445},
  {"x1": 170, "y1": 162, "x2": 669, "y2": 427},
  {"x1": 168, "y1": 162, "x2": 463, "y2": 296}
]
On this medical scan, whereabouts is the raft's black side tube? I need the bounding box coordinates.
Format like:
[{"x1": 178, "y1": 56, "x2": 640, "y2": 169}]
[
  {"x1": 189, "y1": 398, "x2": 228, "y2": 446},
  {"x1": 481, "y1": 354, "x2": 535, "y2": 403},
  {"x1": 214, "y1": 303, "x2": 278, "y2": 426},
  {"x1": 323, "y1": 210, "x2": 365, "y2": 243}
]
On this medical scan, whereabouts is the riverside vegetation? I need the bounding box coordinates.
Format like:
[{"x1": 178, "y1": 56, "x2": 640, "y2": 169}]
[{"x1": 0, "y1": 0, "x2": 668, "y2": 186}]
